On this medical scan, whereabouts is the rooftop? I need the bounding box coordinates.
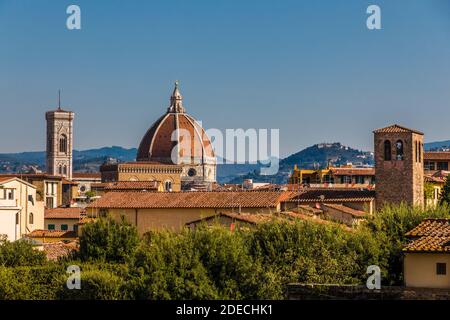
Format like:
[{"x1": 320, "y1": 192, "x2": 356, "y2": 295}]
[
  {"x1": 403, "y1": 219, "x2": 450, "y2": 253},
  {"x1": 44, "y1": 207, "x2": 85, "y2": 219},
  {"x1": 87, "y1": 190, "x2": 294, "y2": 209},
  {"x1": 424, "y1": 151, "x2": 450, "y2": 161},
  {"x1": 286, "y1": 188, "x2": 375, "y2": 203},
  {"x1": 373, "y1": 124, "x2": 424, "y2": 135}
]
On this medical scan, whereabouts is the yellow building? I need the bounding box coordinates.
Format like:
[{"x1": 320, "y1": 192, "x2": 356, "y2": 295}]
[
  {"x1": 86, "y1": 190, "x2": 293, "y2": 234},
  {"x1": 403, "y1": 219, "x2": 450, "y2": 289},
  {"x1": 100, "y1": 162, "x2": 183, "y2": 192},
  {"x1": 289, "y1": 165, "x2": 375, "y2": 187},
  {"x1": 0, "y1": 177, "x2": 45, "y2": 241}
]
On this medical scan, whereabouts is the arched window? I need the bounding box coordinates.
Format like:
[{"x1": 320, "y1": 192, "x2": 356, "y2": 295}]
[
  {"x1": 384, "y1": 140, "x2": 391, "y2": 161},
  {"x1": 59, "y1": 134, "x2": 67, "y2": 153},
  {"x1": 63, "y1": 165, "x2": 67, "y2": 175},
  {"x1": 396, "y1": 140, "x2": 404, "y2": 160},
  {"x1": 29, "y1": 212, "x2": 34, "y2": 224},
  {"x1": 164, "y1": 181, "x2": 172, "y2": 192},
  {"x1": 58, "y1": 165, "x2": 63, "y2": 175}
]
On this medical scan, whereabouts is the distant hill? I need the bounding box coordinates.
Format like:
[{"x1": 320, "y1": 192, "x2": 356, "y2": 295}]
[
  {"x1": 424, "y1": 140, "x2": 450, "y2": 151},
  {"x1": 1, "y1": 139, "x2": 448, "y2": 183},
  {"x1": 0, "y1": 146, "x2": 137, "y2": 173},
  {"x1": 227, "y1": 142, "x2": 374, "y2": 184}
]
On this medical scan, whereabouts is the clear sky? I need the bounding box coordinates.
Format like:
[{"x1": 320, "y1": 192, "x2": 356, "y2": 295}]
[{"x1": 1, "y1": 0, "x2": 450, "y2": 157}]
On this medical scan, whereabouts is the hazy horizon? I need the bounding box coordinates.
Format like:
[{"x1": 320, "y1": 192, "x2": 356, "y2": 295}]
[{"x1": 2, "y1": 0, "x2": 450, "y2": 157}]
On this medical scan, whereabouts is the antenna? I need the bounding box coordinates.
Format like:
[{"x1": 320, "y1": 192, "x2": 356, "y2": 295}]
[{"x1": 58, "y1": 90, "x2": 61, "y2": 110}]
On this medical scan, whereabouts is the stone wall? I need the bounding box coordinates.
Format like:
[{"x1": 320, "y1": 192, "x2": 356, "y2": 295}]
[
  {"x1": 287, "y1": 284, "x2": 450, "y2": 300},
  {"x1": 374, "y1": 131, "x2": 424, "y2": 208}
]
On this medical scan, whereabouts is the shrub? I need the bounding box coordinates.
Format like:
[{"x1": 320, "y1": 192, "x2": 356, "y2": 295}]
[
  {"x1": 0, "y1": 238, "x2": 46, "y2": 267},
  {"x1": 78, "y1": 216, "x2": 140, "y2": 263}
]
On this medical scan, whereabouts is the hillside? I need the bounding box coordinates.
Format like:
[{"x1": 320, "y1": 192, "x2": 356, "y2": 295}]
[
  {"x1": 0, "y1": 140, "x2": 446, "y2": 183},
  {"x1": 227, "y1": 142, "x2": 374, "y2": 184}
]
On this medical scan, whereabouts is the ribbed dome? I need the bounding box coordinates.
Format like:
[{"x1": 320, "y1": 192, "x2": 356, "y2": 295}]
[{"x1": 136, "y1": 82, "x2": 215, "y2": 165}]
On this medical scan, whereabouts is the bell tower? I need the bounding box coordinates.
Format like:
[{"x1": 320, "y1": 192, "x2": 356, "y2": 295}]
[
  {"x1": 373, "y1": 124, "x2": 424, "y2": 209},
  {"x1": 45, "y1": 91, "x2": 74, "y2": 180}
]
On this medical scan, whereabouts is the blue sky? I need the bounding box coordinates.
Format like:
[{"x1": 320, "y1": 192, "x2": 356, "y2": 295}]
[{"x1": 1, "y1": 0, "x2": 450, "y2": 157}]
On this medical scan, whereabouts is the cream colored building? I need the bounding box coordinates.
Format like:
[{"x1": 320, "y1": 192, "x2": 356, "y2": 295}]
[
  {"x1": 0, "y1": 177, "x2": 44, "y2": 241},
  {"x1": 403, "y1": 219, "x2": 450, "y2": 289},
  {"x1": 86, "y1": 190, "x2": 293, "y2": 234}
]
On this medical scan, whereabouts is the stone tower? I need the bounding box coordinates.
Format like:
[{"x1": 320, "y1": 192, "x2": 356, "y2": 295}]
[
  {"x1": 45, "y1": 92, "x2": 74, "y2": 180},
  {"x1": 373, "y1": 124, "x2": 424, "y2": 208}
]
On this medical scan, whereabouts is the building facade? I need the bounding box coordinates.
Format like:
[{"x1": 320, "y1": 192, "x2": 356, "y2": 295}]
[
  {"x1": 45, "y1": 100, "x2": 75, "y2": 180},
  {"x1": 374, "y1": 124, "x2": 424, "y2": 208},
  {"x1": 0, "y1": 177, "x2": 44, "y2": 241}
]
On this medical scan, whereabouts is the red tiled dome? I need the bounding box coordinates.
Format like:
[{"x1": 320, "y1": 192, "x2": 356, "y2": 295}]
[{"x1": 137, "y1": 83, "x2": 215, "y2": 165}]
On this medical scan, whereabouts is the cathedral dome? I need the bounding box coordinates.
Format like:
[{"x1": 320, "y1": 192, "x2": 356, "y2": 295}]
[{"x1": 136, "y1": 82, "x2": 215, "y2": 166}]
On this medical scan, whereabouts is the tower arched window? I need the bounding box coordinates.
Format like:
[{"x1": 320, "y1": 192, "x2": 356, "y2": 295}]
[
  {"x1": 396, "y1": 140, "x2": 404, "y2": 160},
  {"x1": 164, "y1": 181, "x2": 172, "y2": 192},
  {"x1": 29, "y1": 212, "x2": 34, "y2": 224},
  {"x1": 59, "y1": 134, "x2": 68, "y2": 154},
  {"x1": 384, "y1": 140, "x2": 392, "y2": 161},
  {"x1": 58, "y1": 165, "x2": 63, "y2": 175},
  {"x1": 63, "y1": 165, "x2": 67, "y2": 175}
]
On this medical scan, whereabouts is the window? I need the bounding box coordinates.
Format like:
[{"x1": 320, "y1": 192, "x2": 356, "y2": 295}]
[
  {"x1": 415, "y1": 141, "x2": 419, "y2": 162},
  {"x1": 396, "y1": 140, "x2": 404, "y2": 160},
  {"x1": 419, "y1": 143, "x2": 423, "y2": 163},
  {"x1": 15, "y1": 213, "x2": 19, "y2": 225},
  {"x1": 29, "y1": 212, "x2": 34, "y2": 224},
  {"x1": 188, "y1": 168, "x2": 197, "y2": 177},
  {"x1": 46, "y1": 197, "x2": 54, "y2": 208},
  {"x1": 425, "y1": 161, "x2": 436, "y2": 171},
  {"x1": 437, "y1": 162, "x2": 449, "y2": 171},
  {"x1": 59, "y1": 134, "x2": 67, "y2": 153},
  {"x1": 6, "y1": 189, "x2": 14, "y2": 200},
  {"x1": 164, "y1": 181, "x2": 172, "y2": 192},
  {"x1": 61, "y1": 224, "x2": 68, "y2": 231},
  {"x1": 384, "y1": 140, "x2": 391, "y2": 161},
  {"x1": 63, "y1": 166, "x2": 67, "y2": 175},
  {"x1": 73, "y1": 225, "x2": 78, "y2": 233},
  {"x1": 436, "y1": 263, "x2": 447, "y2": 275},
  {"x1": 48, "y1": 224, "x2": 55, "y2": 230},
  {"x1": 59, "y1": 166, "x2": 63, "y2": 175}
]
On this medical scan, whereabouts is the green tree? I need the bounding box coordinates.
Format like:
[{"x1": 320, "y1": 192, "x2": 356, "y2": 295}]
[
  {"x1": 0, "y1": 238, "x2": 46, "y2": 267},
  {"x1": 439, "y1": 174, "x2": 450, "y2": 205},
  {"x1": 78, "y1": 216, "x2": 140, "y2": 263}
]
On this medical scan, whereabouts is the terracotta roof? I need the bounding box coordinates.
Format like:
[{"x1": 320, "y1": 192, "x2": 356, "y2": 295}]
[
  {"x1": 424, "y1": 172, "x2": 448, "y2": 183},
  {"x1": 0, "y1": 173, "x2": 62, "y2": 180},
  {"x1": 44, "y1": 207, "x2": 84, "y2": 219},
  {"x1": 330, "y1": 168, "x2": 375, "y2": 176},
  {"x1": 322, "y1": 203, "x2": 367, "y2": 218},
  {"x1": 405, "y1": 219, "x2": 450, "y2": 237},
  {"x1": 27, "y1": 230, "x2": 77, "y2": 238},
  {"x1": 72, "y1": 172, "x2": 102, "y2": 179},
  {"x1": 403, "y1": 235, "x2": 450, "y2": 253},
  {"x1": 281, "y1": 211, "x2": 354, "y2": 232},
  {"x1": 43, "y1": 241, "x2": 78, "y2": 261},
  {"x1": 87, "y1": 191, "x2": 293, "y2": 209},
  {"x1": 403, "y1": 219, "x2": 450, "y2": 253},
  {"x1": 373, "y1": 124, "x2": 424, "y2": 135},
  {"x1": 424, "y1": 152, "x2": 450, "y2": 161},
  {"x1": 186, "y1": 212, "x2": 277, "y2": 225},
  {"x1": 286, "y1": 189, "x2": 375, "y2": 203},
  {"x1": 294, "y1": 205, "x2": 323, "y2": 215},
  {"x1": 92, "y1": 181, "x2": 159, "y2": 191}
]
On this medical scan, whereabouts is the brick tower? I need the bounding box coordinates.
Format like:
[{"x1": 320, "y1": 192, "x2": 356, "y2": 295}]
[
  {"x1": 45, "y1": 92, "x2": 74, "y2": 180},
  {"x1": 373, "y1": 124, "x2": 424, "y2": 208}
]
